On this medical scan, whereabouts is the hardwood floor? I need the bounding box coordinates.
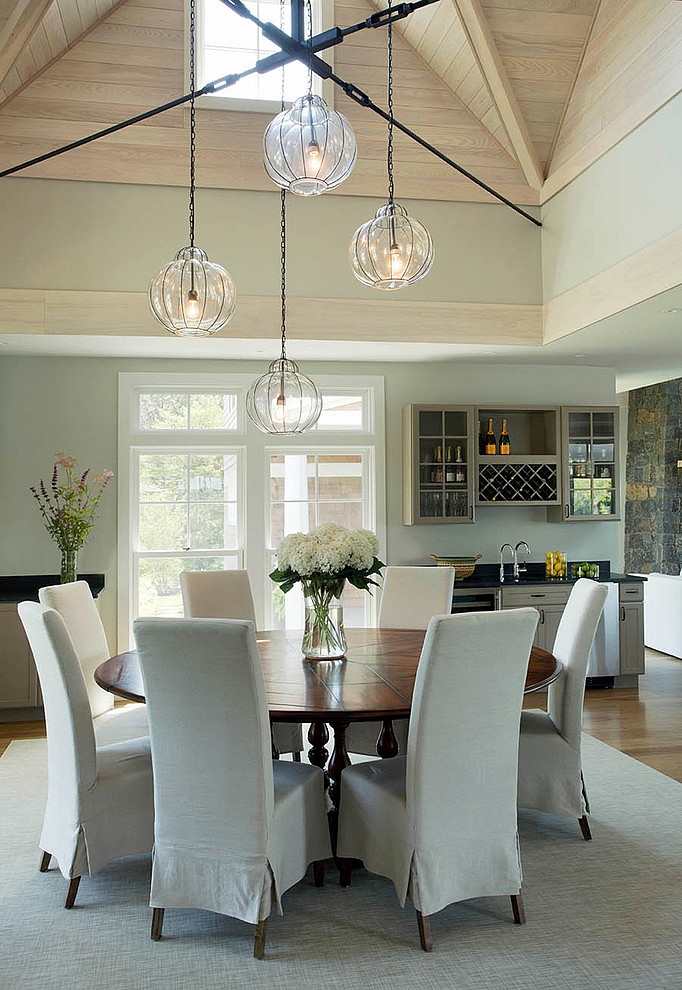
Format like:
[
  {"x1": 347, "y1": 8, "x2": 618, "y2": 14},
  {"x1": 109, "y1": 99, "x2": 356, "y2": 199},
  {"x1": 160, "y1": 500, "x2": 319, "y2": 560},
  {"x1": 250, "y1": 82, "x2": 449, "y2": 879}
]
[
  {"x1": 2, "y1": 650, "x2": 681, "y2": 782},
  {"x1": 581, "y1": 650, "x2": 682, "y2": 783}
]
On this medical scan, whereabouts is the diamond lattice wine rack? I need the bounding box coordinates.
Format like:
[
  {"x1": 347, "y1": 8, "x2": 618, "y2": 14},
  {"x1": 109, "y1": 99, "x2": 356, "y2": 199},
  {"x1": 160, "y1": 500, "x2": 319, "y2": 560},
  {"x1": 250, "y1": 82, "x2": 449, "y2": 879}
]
[{"x1": 478, "y1": 462, "x2": 558, "y2": 503}]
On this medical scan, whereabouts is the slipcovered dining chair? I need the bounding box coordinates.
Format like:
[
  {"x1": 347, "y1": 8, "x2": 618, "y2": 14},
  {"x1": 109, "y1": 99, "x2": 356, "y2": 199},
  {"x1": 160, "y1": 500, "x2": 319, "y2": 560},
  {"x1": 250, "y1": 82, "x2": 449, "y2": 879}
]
[
  {"x1": 134, "y1": 617, "x2": 331, "y2": 958},
  {"x1": 345, "y1": 565, "x2": 455, "y2": 758},
  {"x1": 39, "y1": 580, "x2": 148, "y2": 746},
  {"x1": 18, "y1": 601, "x2": 154, "y2": 908},
  {"x1": 517, "y1": 578, "x2": 608, "y2": 840},
  {"x1": 337, "y1": 608, "x2": 539, "y2": 951},
  {"x1": 180, "y1": 569, "x2": 303, "y2": 761}
]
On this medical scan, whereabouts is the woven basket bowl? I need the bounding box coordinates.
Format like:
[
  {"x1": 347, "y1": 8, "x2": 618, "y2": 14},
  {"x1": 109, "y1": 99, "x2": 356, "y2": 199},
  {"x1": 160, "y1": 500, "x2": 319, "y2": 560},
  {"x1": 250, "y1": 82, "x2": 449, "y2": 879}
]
[{"x1": 429, "y1": 554, "x2": 482, "y2": 580}]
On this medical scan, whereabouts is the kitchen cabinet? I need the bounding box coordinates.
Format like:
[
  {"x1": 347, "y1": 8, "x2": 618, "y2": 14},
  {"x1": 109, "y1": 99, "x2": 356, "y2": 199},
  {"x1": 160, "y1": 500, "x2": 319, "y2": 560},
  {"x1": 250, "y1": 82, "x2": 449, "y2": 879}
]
[
  {"x1": 618, "y1": 582, "x2": 645, "y2": 675},
  {"x1": 402, "y1": 405, "x2": 475, "y2": 525},
  {"x1": 476, "y1": 406, "x2": 560, "y2": 507},
  {"x1": 548, "y1": 407, "x2": 621, "y2": 522},
  {"x1": 0, "y1": 603, "x2": 40, "y2": 708},
  {"x1": 0, "y1": 574, "x2": 105, "y2": 718},
  {"x1": 500, "y1": 584, "x2": 571, "y2": 652}
]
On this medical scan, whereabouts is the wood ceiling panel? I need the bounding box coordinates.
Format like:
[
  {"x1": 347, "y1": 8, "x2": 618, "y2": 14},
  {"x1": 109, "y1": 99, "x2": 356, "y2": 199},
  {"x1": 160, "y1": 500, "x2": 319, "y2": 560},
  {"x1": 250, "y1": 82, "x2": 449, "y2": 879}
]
[
  {"x1": 548, "y1": 0, "x2": 681, "y2": 189},
  {"x1": 0, "y1": 0, "x2": 122, "y2": 106},
  {"x1": 0, "y1": 0, "x2": 674, "y2": 207},
  {"x1": 480, "y1": 0, "x2": 598, "y2": 175}
]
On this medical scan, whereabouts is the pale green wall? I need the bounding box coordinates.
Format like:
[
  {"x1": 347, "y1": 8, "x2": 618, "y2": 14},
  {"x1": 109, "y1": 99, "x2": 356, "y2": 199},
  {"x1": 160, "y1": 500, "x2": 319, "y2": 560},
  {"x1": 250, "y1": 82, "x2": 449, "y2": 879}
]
[
  {"x1": 542, "y1": 94, "x2": 682, "y2": 299},
  {"x1": 0, "y1": 355, "x2": 620, "y2": 648},
  {"x1": 0, "y1": 178, "x2": 541, "y2": 305}
]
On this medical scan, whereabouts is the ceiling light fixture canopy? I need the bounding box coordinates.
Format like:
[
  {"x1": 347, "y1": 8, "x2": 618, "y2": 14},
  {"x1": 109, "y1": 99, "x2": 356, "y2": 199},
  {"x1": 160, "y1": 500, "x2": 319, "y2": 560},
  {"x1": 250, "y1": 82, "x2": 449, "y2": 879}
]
[
  {"x1": 246, "y1": 186, "x2": 322, "y2": 434},
  {"x1": 148, "y1": 0, "x2": 235, "y2": 336},
  {"x1": 263, "y1": 0, "x2": 356, "y2": 197},
  {"x1": 349, "y1": 0, "x2": 433, "y2": 290}
]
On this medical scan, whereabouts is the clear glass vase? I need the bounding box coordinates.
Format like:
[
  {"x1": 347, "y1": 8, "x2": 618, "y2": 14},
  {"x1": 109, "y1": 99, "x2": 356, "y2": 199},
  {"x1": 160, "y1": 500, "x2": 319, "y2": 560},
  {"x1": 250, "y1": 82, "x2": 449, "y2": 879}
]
[
  {"x1": 60, "y1": 548, "x2": 78, "y2": 584},
  {"x1": 302, "y1": 594, "x2": 347, "y2": 660}
]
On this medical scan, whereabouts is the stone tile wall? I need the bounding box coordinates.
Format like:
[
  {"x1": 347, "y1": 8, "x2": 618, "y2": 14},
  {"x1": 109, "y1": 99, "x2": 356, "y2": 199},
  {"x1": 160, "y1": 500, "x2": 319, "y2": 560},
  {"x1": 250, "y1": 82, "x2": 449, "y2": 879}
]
[{"x1": 625, "y1": 381, "x2": 682, "y2": 573}]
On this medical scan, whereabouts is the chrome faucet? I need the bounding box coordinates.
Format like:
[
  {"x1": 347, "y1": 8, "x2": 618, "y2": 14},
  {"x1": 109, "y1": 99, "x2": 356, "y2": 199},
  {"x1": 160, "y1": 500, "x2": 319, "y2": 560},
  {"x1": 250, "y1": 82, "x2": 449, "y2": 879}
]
[
  {"x1": 499, "y1": 543, "x2": 514, "y2": 583},
  {"x1": 514, "y1": 541, "x2": 531, "y2": 581}
]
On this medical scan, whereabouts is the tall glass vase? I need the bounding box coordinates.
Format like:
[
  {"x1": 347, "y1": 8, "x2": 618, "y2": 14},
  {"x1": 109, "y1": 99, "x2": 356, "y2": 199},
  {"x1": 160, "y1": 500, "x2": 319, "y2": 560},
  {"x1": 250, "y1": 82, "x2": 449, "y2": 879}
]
[
  {"x1": 60, "y1": 548, "x2": 78, "y2": 584},
  {"x1": 302, "y1": 593, "x2": 347, "y2": 660}
]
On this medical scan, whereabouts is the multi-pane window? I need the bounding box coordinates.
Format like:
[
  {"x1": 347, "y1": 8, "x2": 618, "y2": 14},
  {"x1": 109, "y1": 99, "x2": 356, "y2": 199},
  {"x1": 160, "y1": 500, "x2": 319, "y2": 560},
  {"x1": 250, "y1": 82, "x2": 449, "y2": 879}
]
[
  {"x1": 119, "y1": 374, "x2": 384, "y2": 649},
  {"x1": 134, "y1": 449, "x2": 243, "y2": 619},
  {"x1": 138, "y1": 392, "x2": 238, "y2": 431},
  {"x1": 199, "y1": 0, "x2": 315, "y2": 104}
]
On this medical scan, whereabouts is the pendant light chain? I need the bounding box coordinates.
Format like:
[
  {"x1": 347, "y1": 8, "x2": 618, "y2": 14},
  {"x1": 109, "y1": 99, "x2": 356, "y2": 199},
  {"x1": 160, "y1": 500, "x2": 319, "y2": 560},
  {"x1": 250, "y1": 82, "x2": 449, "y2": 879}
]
[
  {"x1": 307, "y1": 0, "x2": 314, "y2": 100},
  {"x1": 280, "y1": 188, "x2": 287, "y2": 361},
  {"x1": 189, "y1": 0, "x2": 197, "y2": 249},
  {"x1": 279, "y1": 0, "x2": 287, "y2": 362},
  {"x1": 386, "y1": 0, "x2": 395, "y2": 207}
]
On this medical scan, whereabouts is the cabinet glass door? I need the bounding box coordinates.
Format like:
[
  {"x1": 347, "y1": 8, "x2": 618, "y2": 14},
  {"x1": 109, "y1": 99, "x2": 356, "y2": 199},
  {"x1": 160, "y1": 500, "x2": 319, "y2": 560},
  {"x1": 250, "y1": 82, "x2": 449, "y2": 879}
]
[
  {"x1": 405, "y1": 406, "x2": 473, "y2": 524},
  {"x1": 565, "y1": 409, "x2": 619, "y2": 520}
]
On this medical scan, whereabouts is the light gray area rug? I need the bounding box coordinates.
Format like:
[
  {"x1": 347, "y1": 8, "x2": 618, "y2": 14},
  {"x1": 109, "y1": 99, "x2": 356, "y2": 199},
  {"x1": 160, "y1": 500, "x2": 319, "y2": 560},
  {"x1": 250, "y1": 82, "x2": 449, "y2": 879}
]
[{"x1": 1, "y1": 735, "x2": 681, "y2": 990}]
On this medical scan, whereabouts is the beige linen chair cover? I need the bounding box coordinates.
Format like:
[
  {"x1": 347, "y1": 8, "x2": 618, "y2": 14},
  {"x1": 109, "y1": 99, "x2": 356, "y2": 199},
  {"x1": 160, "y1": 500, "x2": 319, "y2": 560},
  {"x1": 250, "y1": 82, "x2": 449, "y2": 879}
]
[
  {"x1": 517, "y1": 578, "x2": 608, "y2": 836},
  {"x1": 345, "y1": 565, "x2": 455, "y2": 757},
  {"x1": 39, "y1": 580, "x2": 148, "y2": 746},
  {"x1": 133, "y1": 617, "x2": 331, "y2": 944},
  {"x1": 337, "y1": 608, "x2": 539, "y2": 947},
  {"x1": 180, "y1": 569, "x2": 303, "y2": 758},
  {"x1": 18, "y1": 602, "x2": 154, "y2": 904}
]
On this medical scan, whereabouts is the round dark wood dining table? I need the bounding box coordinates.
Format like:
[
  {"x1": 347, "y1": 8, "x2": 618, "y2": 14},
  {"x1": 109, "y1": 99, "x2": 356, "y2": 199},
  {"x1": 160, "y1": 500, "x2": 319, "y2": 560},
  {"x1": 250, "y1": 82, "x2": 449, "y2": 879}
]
[{"x1": 95, "y1": 626, "x2": 561, "y2": 815}]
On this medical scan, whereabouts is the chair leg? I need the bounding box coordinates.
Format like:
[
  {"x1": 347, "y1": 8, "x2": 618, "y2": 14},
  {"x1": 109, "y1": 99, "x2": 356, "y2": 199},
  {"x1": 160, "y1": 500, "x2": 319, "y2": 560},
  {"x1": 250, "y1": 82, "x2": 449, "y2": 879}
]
[
  {"x1": 151, "y1": 907, "x2": 165, "y2": 941},
  {"x1": 64, "y1": 877, "x2": 81, "y2": 909},
  {"x1": 39, "y1": 851, "x2": 51, "y2": 872},
  {"x1": 510, "y1": 892, "x2": 526, "y2": 924},
  {"x1": 578, "y1": 815, "x2": 592, "y2": 841},
  {"x1": 338, "y1": 858, "x2": 353, "y2": 888},
  {"x1": 313, "y1": 860, "x2": 325, "y2": 887},
  {"x1": 253, "y1": 918, "x2": 268, "y2": 959},
  {"x1": 416, "y1": 910, "x2": 433, "y2": 952}
]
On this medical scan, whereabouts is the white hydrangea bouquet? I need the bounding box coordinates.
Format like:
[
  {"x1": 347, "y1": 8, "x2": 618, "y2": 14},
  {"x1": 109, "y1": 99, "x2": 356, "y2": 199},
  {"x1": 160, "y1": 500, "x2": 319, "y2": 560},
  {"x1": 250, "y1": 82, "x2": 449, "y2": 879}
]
[{"x1": 270, "y1": 523, "x2": 384, "y2": 659}]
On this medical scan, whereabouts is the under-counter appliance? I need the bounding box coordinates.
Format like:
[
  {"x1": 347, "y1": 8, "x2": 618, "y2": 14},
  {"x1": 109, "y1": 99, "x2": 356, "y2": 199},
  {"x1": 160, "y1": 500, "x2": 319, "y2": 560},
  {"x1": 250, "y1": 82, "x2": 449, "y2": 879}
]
[
  {"x1": 586, "y1": 581, "x2": 620, "y2": 682},
  {"x1": 451, "y1": 586, "x2": 500, "y2": 614}
]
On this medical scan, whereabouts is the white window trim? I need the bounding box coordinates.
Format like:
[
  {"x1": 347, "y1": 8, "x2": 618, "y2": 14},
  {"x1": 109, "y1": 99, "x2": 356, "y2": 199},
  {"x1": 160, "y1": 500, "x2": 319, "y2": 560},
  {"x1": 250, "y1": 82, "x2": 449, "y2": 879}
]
[
  {"x1": 192, "y1": 0, "x2": 336, "y2": 113},
  {"x1": 118, "y1": 372, "x2": 385, "y2": 650}
]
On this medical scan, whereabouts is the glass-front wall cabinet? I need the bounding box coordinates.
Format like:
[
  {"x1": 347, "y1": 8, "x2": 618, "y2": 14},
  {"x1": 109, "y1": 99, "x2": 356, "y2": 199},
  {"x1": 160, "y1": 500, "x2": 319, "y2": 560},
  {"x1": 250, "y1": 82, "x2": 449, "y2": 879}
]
[
  {"x1": 403, "y1": 405, "x2": 474, "y2": 524},
  {"x1": 550, "y1": 407, "x2": 620, "y2": 522}
]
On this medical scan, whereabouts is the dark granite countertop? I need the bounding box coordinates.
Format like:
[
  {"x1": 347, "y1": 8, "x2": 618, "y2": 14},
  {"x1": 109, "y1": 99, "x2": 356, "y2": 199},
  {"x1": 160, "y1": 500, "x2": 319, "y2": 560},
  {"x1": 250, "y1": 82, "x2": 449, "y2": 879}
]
[
  {"x1": 446, "y1": 562, "x2": 645, "y2": 589},
  {"x1": 0, "y1": 574, "x2": 105, "y2": 602}
]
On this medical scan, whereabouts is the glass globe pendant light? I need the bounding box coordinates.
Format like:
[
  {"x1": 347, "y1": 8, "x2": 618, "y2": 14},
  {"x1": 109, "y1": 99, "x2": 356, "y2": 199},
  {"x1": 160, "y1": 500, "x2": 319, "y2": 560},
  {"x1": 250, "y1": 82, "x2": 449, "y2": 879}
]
[
  {"x1": 263, "y1": 0, "x2": 357, "y2": 197},
  {"x1": 149, "y1": 0, "x2": 235, "y2": 336},
  {"x1": 246, "y1": 189, "x2": 322, "y2": 434},
  {"x1": 349, "y1": 1, "x2": 433, "y2": 289}
]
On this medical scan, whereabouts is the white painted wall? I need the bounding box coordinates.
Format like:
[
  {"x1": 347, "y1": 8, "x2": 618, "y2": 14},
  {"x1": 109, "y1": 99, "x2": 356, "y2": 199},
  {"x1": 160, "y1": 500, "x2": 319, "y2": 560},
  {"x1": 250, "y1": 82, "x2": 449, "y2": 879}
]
[
  {"x1": 542, "y1": 94, "x2": 682, "y2": 299},
  {"x1": 0, "y1": 355, "x2": 620, "y2": 649},
  {"x1": 0, "y1": 178, "x2": 541, "y2": 306}
]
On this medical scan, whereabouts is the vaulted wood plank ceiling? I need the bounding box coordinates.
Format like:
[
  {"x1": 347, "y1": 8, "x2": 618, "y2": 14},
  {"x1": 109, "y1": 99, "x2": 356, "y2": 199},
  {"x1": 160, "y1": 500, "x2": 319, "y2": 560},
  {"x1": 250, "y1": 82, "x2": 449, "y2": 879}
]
[{"x1": 0, "y1": 0, "x2": 678, "y2": 205}]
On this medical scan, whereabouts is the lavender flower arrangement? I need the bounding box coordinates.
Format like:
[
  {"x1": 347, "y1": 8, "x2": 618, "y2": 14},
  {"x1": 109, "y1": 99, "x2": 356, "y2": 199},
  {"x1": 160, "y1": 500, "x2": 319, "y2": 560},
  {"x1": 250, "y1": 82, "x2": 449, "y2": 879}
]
[{"x1": 30, "y1": 452, "x2": 114, "y2": 582}]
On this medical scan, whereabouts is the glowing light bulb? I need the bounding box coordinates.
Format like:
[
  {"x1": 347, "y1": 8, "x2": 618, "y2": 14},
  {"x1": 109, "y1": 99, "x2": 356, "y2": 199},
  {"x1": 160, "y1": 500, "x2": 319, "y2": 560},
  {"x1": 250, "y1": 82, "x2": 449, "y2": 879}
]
[
  {"x1": 306, "y1": 140, "x2": 321, "y2": 160},
  {"x1": 272, "y1": 393, "x2": 287, "y2": 424},
  {"x1": 186, "y1": 289, "x2": 200, "y2": 321}
]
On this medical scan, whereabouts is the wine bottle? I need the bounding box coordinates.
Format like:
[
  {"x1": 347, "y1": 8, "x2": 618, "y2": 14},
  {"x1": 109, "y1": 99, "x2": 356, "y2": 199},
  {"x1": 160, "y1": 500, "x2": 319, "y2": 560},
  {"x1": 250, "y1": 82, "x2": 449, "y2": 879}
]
[
  {"x1": 485, "y1": 418, "x2": 497, "y2": 455},
  {"x1": 499, "y1": 417, "x2": 511, "y2": 455},
  {"x1": 454, "y1": 445, "x2": 465, "y2": 483},
  {"x1": 477, "y1": 420, "x2": 485, "y2": 456}
]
